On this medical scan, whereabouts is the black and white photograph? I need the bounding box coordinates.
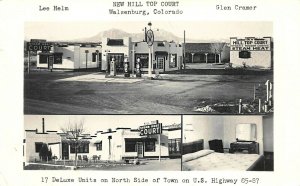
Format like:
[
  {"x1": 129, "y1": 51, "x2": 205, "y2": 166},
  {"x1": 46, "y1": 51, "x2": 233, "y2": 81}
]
[
  {"x1": 2, "y1": 0, "x2": 300, "y2": 185},
  {"x1": 23, "y1": 115, "x2": 182, "y2": 171},
  {"x1": 182, "y1": 115, "x2": 273, "y2": 171},
  {"x1": 24, "y1": 21, "x2": 273, "y2": 115}
]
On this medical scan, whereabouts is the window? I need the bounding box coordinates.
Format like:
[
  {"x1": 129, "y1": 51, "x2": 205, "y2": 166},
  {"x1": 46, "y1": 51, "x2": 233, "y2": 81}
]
[
  {"x1": 157, "y1": 58, "x2": 164, "y2": 69},
  {"x1": 145, "y1": 141, "x2": 156, "y2": 152},
  {"x1": 70, "y1": 143, "x2": 89, "y2": 153},
  {"x1": 125, "y1": 141, "x2": 137, "y2": 152},
  {"x1": 96, "y1": 141, "x2": 102, "y2": 151},
  {"x1": 35, "y1": 142, "x2": 43, "y2": 153},
  {"x1": 168, "y1": 138, "x2": 181, "y2": 154},
  {"x1": 157, "y1": 42, "x2": 165, "y2": 47},
  {"x1": 239, "y1": 51, "x2": 251, "y2": 58},
  {"x1": 39, "y1": 55, "x2": 48, "y2": 64},
  {"x1": 54, "y1": 53, "x2": 62, "y2": 64},
  {"x1": 92, "y1": 53, "x2": 97, "y2": 62},
  {"x1": 169, "y1": 54, "x2": 177, "y2": 68},
  {"x1": 135, "y1": 54, "x2": 149, "y2": 68}
]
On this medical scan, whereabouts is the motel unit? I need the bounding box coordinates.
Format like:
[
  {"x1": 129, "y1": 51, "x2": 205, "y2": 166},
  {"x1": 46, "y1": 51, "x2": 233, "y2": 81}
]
[
  {"x1": 184, "y1": 43, "x2": 230, "y2": 63},
  {"x1": 37, "y1": 43, "x2": 102, "y2": 70},
  {"x1": 24, "y1": 120, "x2": 181, "y2": 162}
]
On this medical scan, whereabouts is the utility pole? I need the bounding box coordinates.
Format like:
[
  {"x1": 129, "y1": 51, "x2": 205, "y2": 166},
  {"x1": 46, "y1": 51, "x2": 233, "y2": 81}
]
[
  {"x1": 183, "y1": 30, "x2": 186, "y2": 70},
  {"x1": 85, "y1": 50, "x2": 89, "y2": 69}
]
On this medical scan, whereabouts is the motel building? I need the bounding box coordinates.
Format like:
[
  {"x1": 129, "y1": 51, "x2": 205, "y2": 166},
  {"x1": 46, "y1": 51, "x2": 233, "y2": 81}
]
[
  {"x1": 230, "y1": 37, "x2": 273, "y2": 69},
  {"x1": 184, "y1": 43, "x2": 230, "y2": 63},
  {"x1": 35, "y1": 37, "x2": 183, "y2": 73},
  {"x1": 36, "y1": 43, "x2": 102, "y2": 70},
  {"x1": 24, "y1": 120, "x2": 181, "y2": 163}
]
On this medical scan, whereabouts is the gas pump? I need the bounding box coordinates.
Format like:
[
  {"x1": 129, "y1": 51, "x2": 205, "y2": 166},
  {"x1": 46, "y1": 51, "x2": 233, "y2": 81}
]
[
  {"x1": 136, "y1": 58, "x2": 141, "y2": 77},
  {"x1": 110, "y1": 58, "x2": 116, "y2": 76},
  {"x1": 124, "y1": 58, "x2": 130, "y2": 77}
]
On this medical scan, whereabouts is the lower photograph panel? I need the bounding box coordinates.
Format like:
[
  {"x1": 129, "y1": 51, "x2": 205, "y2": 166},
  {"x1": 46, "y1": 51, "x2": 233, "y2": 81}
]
[
  {"x1": 182, "y1": 114, "x2": 274, "y2": 171},
  {"x1": 23, "y1": 115, "x2": 182, "y2": 171}
]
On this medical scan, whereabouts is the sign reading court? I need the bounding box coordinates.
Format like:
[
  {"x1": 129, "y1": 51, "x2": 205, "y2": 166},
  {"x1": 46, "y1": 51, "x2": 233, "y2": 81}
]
[
  {"x1": 230, "y1": 37, "x2": 271, "y2": 51},
  {"x1": 27, "y1": 39, "x2": 52, "y2": 51},
  {"x1": 139, "y1": 123, "x2": 162, "y2": 136}
]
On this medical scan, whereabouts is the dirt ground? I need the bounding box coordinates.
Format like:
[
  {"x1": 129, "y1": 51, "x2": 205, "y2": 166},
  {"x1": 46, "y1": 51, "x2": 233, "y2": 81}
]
[
  {"x1": 77, "y1": 159, "x2": 181, "y2": 171},
  {"x1": 24, "y1": 71, "x2": 273, "y2": 114}
]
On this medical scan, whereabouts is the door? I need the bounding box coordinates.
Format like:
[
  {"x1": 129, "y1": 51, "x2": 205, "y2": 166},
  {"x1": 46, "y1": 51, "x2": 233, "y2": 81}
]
[
  {"x1": 62, "y1": 142, "x2": 69, "y2": 160},
  {"x1": 136, "y1": 142, "x2": 144, "y2": 158},
  {"x1": 157, "y1": 57, "x2": 165, "y2": 72},
  {"x1": 48, "y1": 55, "x2": 54, "y2": 70}
]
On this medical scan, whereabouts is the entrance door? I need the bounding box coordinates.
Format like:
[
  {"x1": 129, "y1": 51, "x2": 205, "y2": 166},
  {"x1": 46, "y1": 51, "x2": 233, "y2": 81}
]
[
  {"x1": 62, "y1": 142, "x2": 69, "y2": 160},
  {"x1": 136, "y1": 142, "x2": 144, "y2": 158},
  {"x1": 157, "y1": 57, "x2": 165, "y2": 72},
  {"x1": 48, "y1": 55, "x2": 54, "y2": 70}
]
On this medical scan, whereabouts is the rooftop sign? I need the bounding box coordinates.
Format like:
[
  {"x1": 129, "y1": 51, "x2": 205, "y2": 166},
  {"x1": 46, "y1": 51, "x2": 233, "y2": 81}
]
[
  {"x1": 230, "y1": 37, "x2": 271, "y2": 51},
  {"x1": 27, "y1": 39, "x2": 52, "y2": 51},
  {"x1": 139, "y1": 123, "x2": 162, "y2": 136}
]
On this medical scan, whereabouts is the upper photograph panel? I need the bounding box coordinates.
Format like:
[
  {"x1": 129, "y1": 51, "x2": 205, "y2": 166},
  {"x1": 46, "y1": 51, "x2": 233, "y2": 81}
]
[{"x1": 24, "y1": 21, "x2": 273, "y2": 114}]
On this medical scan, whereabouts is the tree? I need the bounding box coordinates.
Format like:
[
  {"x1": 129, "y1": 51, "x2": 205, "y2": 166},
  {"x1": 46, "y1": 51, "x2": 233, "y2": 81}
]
[
  {"x1": 60, "y1": 119, "x2": 88, "y2": 168},
  {"x1": 39, "y1": 143, "x2": 49, "y2": 161},
  {"x1": 210, "y1": 43, "x2": 226, "y2": 63}
]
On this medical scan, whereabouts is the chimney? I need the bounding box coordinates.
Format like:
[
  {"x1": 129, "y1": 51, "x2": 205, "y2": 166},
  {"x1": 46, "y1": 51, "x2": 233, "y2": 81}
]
[{"x1": 42, "y1": 118, "x2": 45, "y2": 133}]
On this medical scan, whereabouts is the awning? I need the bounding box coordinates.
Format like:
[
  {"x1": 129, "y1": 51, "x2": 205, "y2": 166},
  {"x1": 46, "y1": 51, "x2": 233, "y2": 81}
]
[
  {"x1": 155, "y1": 51, "x2": 168, "y2": 56},
  {"x1": 48, "y1": 142, "x2": 61, "y2": 145},
  {"x1": 125, "y1": 138, "x2": 157, "y2": 142},
  {"x1": 94, "y1": 140, "x2": 102, "y2": 144}
]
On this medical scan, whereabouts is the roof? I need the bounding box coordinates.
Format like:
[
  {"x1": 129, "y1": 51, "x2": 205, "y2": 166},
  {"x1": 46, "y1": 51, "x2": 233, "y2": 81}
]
[
  {"x1": 185, "y1": 43, "x2": 226, "y2": 53},
  {"x1": 107, "y1": 39, "x2": 124, "y2": 46}
]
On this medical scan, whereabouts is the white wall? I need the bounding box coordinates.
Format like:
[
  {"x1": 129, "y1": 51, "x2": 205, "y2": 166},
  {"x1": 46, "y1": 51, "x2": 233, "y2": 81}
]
[
  {"x1": 53, "y1": 46, "x2": 75, "y2": 69},
  {"x1": 183, "y1": 115, "x2": 224, "y2": 149},
  {"x1": 37, "y1": 45, "x2": 102, "y2": 69},
  {"x1": 223, "y1": 116, "x2": 264, "y2": 155},
  {"x1": 101, "y1": 37, "x2": 132, "y2": 71},
  {"x1": 77, "y1": 46, "x2": 102, "y2": 69},
  {"x1": 25, "y1": 131, "x2": 61, "y2": 162},
  {"x1": 230, "y1": 50, "x2": 272, "y2": 69},
  {"x1": 263, "y1": 115, "x2": 274, "y2": 152}
]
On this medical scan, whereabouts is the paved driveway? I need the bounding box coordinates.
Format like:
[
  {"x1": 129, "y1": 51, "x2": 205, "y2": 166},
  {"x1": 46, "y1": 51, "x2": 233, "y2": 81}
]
[{"x1": 24, "y1": 71, "x2": 273, "y2": 114}]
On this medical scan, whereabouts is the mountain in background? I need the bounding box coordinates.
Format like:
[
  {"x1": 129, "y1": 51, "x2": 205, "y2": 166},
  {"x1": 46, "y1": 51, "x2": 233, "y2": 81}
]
[
  {"x1": 25, "y1": 28, "x2": 229, "y2": 43},
  {"x1": 69, "y1": 28, "x2": 229, "y2": 43}
]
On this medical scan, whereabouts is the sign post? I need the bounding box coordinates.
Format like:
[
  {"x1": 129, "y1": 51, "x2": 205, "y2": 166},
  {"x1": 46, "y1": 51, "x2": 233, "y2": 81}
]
[
  {"x1": 158, "y1": 133, "x2": 161, "y2": 162},
  {"x1": 139, "y1": 121, "x2": 162, "y2": 162},
  {"x1": 85, "y1": 50, "x2": 89, "y2": 69},
  {"x1": 146, "y1": 22, "x2": 154, "y2": 79}
]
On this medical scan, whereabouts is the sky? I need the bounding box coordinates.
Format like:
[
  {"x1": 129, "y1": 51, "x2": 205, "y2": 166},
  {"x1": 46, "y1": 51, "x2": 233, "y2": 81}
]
[
  {"x1": 24, "y1": 115, "x2": 181, "y2": 134},
  {"x1": 24, "y1": 21, "x2": 273, "y2": 41}
]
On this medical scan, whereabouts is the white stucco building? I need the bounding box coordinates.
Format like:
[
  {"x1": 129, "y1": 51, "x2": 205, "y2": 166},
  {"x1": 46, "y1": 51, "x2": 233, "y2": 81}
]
[
  {"x1": 230, "y1": 37, "x2": 273, "y2": 69},
  {"x1": 35, "y1": 37, "x2": 183, "y2": 73},
  {"x1": 36, "y1": 44, "x2": 102, "y2": 70},
  {"x1": 24, "y1": 120, "x2": 181, "y2": 162}
]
